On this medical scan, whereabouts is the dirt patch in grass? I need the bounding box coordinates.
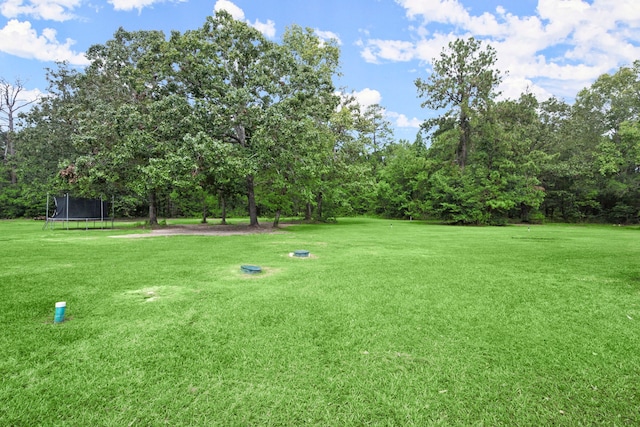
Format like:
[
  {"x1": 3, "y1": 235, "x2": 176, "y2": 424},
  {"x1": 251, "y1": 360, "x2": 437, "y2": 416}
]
[
  {"x1": 122, "y1": 286, "x2": 193, "y2": 302},
  {"x1": 235, "y1": 266, "x2": 282, "y2": 279},
  {"x1": 112, "y1": 223, "x2": 293, "y2": 238},
  {"x1": 287, "y1": 252, "x2": 318, "y2": 259}
]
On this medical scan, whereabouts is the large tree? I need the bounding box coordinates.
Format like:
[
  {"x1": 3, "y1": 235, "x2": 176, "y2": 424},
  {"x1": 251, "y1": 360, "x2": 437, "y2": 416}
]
[
  {"x1": 14, "y1": 65, "x2": 85, "y2": 215},
  {"x1": 176, "y1": 14, "x2": 341, "y2": 226},
  {"x1": 321, "y1": 97, "x2": 377, "y2": 217},
  {"x1": 355, "y1": 103, "x2": 393, "y2": 171},
  {"x1": 62, "y1": 28, "x2": 193, "y2": 225},
  {"x1": 419, "y1": 93, "x2": 549, "y2": 224},
  {"x1": 175, "y1": 11, "x2": 281, "y2": 226},
  {"x1": 376, "y1": 138, "x2": 429, "y2": 219},
  {"x1": 256, "y1": 25, "x2": 340, "y2": 225},
  {"x1": 416, "y1": 37, "x2": 501, "y2": 170}
]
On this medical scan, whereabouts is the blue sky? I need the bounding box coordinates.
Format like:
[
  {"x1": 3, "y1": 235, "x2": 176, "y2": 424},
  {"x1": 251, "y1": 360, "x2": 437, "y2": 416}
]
[{"x1": 1, "y1": 0, "x2": 639, "y2": 141}]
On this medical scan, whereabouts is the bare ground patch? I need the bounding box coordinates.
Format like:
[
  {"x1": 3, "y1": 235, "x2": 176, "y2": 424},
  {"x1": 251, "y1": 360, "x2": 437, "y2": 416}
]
[
  {"x1": 111, "y1": 223, "x2": 293, "y2": 239},
  {"x1": 237, "y1": 266, "x2": 282, "y2": 279}
]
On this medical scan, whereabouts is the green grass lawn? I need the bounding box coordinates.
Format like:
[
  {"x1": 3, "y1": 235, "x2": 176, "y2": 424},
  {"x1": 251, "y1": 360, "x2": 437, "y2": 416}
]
[{"x1": 1, "y1": 218, "x2": 639, "y2": 425}]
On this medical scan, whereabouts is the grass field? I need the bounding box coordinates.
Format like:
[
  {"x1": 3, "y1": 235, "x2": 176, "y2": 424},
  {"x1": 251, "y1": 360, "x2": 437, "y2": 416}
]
[{"x1": 1, "y1": 218, "x2": 639, "y2": 425}]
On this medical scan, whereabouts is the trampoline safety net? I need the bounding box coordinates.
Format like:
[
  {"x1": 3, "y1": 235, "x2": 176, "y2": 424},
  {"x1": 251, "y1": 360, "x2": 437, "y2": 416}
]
[
  {"x1": 45, "y1": 193, "x2": 113, "y2": 229},
  {"x1": 53, "y1": 196, "x2": 108, "y2": 219}
]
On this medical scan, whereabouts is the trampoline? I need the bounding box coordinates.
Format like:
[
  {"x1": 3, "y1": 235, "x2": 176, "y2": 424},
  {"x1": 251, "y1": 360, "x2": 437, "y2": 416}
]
[{"x1": 44, "y1": 193, "x2": 114, "y2": 230}]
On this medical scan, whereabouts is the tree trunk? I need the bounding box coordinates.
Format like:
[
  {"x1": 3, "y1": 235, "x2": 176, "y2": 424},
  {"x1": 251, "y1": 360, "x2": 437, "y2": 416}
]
[
  {"x1": 7, "y1": 132, "x2": 16, "y2": 184},
  {"x1": 459, "y1": 109, "x2": 470, "y2": 171},
  {"x1": 201, "y1": 194, "x2": 208, "y2": 224},
  {"x1": 520, "y1": 203, "x2": 530, "y2": 222},
  {"x1": 148, "y1": 191, "x2": 158, "y2": 226},
  {"x1": 235, "y1": 123, "x2": 258, "y2": 227},
  {"x1": 273, "y1": 209, "x2": 281, "y2": 228},
  {"x1": 316, "y1": 191, "x2": 323, "y2": 221},
  {"x1": 219, "y1": 190, "x2": 227, "y2": 225},
  {"x1": 246, "y1": 174, "x2": 259, "y2": 227},
  {"x1": 305, "y1": 202, "x2": 312, "y2": 221}
]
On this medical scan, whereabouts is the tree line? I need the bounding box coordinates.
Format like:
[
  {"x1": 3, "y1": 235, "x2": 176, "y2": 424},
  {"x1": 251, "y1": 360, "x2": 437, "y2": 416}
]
[{"x1": 1, "y1": 13, "x2": 639, "y2": 225}]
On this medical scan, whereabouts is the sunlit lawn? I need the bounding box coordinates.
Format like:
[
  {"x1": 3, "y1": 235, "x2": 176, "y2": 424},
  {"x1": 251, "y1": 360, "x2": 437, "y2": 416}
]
[{"x1": 1, "y1": 218, "x2": 639, "y2": 425}]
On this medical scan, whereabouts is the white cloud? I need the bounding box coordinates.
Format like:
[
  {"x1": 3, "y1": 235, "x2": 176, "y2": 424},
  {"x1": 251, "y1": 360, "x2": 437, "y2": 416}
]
[
  {"x1": 360, "y1": 45, "x2": 378, "y2": 63},
  {"x1": 397, "y1": 0, "x2": 468, "y2": 24},
  {"x1": 1, "y1": 0, "x2": 81, "y2": 22},
  {"x1": 249, "y1": 19, "x2": 275, "y2": 39},
  {"x1": 498, "y1": 76, "x2": 553, "y2": 101},
  {"x1": 413, "y1": 33, "x2": 458, "y2": 62},
  {"x1": 364, "y1": 0, "x2": 640, "y2": 100},
  {"x1": 213, "y1": 0, "x2": 244, "y2": 20},
  {"x1": 213, "y1": 0, "x2": 276, "y2": 38},
  {"x1": 109, "y1": 0, "x2": 187, "y2": 13},
  {"x1": 7, "y1": 86, "x2": 43, "y2": 104},
  {"x1": 351, "y1": 88, "x2": 382, "y2": 109},
  {"x1": 22, "y1": 86, "x2": 43, "y2": 102},
  {"x1": 386, "y1": 111, "x2": 421, "y2": 128},
  {"x1": 0, "y1": 83, "x2": 43, "y2": 106},
  {"x1": 360, "y1": 39, "x2": 416, "y2": 63},
  {"x1": 0, "y1": 19, "x2": 88, "y2": 64},
  {"x1": 315, "y1": 29, "x2": 342, "y2": 45},
  {"x1": 345, "y1": 89, "x2": 421, "y2": 129}
]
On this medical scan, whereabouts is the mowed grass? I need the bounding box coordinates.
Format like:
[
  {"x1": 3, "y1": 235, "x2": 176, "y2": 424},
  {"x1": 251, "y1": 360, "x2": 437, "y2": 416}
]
[{"x1": 1, "y1": 218, "x2": 639, "y2": 426}]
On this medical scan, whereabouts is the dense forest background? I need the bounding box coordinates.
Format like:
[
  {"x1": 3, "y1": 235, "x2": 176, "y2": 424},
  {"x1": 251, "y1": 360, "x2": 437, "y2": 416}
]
[{"x1": 1, "y1": 12, "x2": 639, "y2": 225}]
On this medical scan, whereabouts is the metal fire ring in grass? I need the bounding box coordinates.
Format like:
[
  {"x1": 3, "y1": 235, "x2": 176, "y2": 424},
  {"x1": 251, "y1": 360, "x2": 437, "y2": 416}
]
[
  {"x1": 293, "y1": 250, "x2": 310, "y2": 258},
  {"x1": 241, "y1": 264, "x2": 262, "y2": 274}
]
